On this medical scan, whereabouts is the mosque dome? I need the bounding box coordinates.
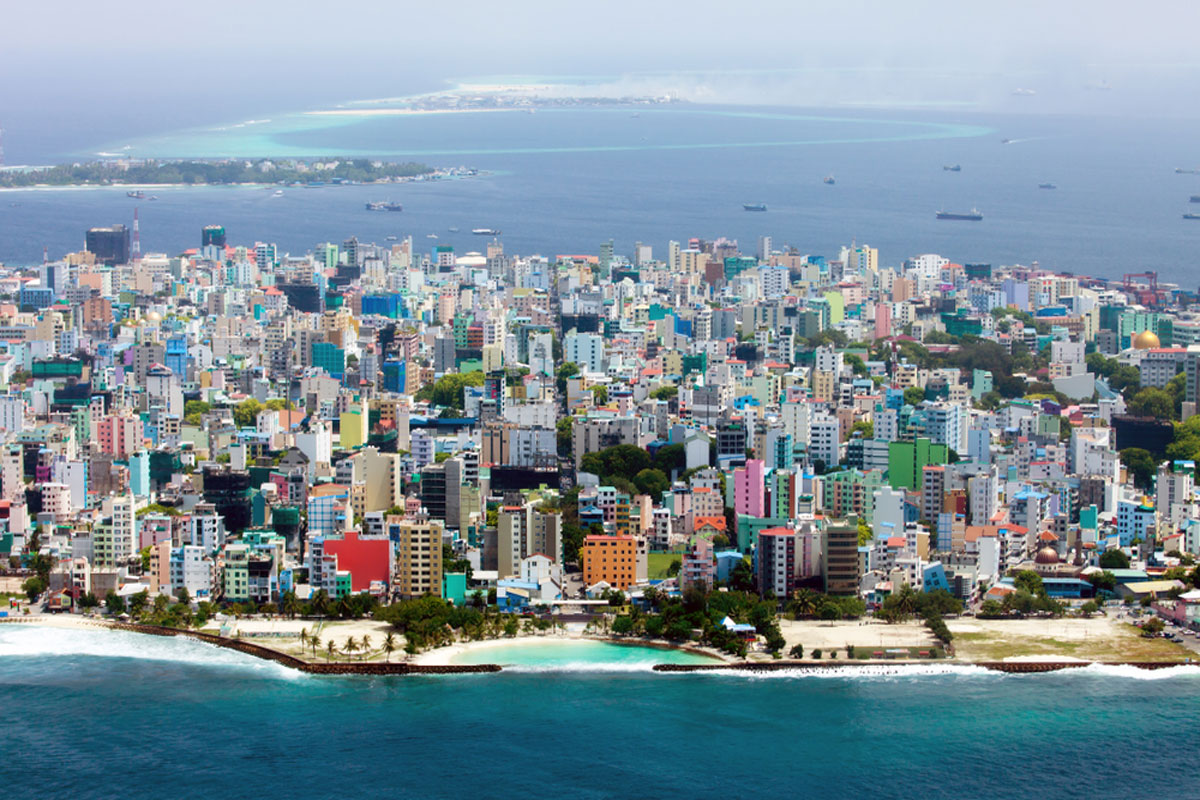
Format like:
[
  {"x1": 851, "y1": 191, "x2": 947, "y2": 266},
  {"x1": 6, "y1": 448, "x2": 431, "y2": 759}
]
[
  {"x1": 1132, "y1": 330, "x2": 1160, "y2": 349},
  {"x1": 1034, "y1": 546, "x2": 1060, "y2": 565},
  {"x1": 145, "y1": 311, "x2": 163, "y2": 322}
]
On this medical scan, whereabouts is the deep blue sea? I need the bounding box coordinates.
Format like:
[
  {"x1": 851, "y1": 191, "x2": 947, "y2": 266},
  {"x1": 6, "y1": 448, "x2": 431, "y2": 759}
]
[
  {"x1": 2, "y1": 625, "x2": 1199, "y2": 799},
  {"x1": 1, "y1": 105, "x2": 1199, "y2": 280}
]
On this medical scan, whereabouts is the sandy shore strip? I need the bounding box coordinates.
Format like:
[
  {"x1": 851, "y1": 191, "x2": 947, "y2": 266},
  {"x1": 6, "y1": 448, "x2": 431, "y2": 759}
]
[
  {"x1": 412, "y1": 632, "x2": 579, "y2": 666},
  {"x1": 304, "y1": 107, "x2": 519, "y2": 117}
]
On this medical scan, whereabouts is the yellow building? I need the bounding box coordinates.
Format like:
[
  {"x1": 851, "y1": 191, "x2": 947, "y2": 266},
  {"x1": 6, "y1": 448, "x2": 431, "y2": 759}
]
[
  {"x1": 582, "y1": 534, "x2": 637, "y2": 590},
  {"x1": 339, "y1": 401, "x2": 368, "y2": 449},
  {"x1": 391, "y1": 516, "x2": 444, "y2": 599}
]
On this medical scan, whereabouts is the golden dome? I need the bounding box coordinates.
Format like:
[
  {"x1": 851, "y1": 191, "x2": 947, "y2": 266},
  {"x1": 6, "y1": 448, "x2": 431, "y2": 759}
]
[
  {"x1": 1034, "y1": 546, "x2": 1060, "y2": 565},
  {"x1": 145, "y1": 311, "x2": 162, "y2": 322},
  {"x1": 1132, "y1": 330, "x2": 1160, "y2": 349}
]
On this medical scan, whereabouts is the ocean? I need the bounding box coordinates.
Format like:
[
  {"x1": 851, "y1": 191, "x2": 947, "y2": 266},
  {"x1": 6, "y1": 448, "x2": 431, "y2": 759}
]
[
  {"x1": 1, "y1": 105, "x2": 1198, "y2": 280},
  {"x1": 2, "y1": 624, "x2": 1198, "y2": 799}
]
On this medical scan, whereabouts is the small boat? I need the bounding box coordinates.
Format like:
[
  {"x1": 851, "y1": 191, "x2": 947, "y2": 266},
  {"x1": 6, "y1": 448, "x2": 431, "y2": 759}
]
[
  {"x1": 1190, "y1": 196, "x2": 1200, "y2": 203},
  {"x1": 1038, "y1": 183, "x2": 1057, "y2": 189},
  {"x1": 472, "y1": 228, "x2": 501, "y2": 235},
  {"x1": 823, "y1": 175, "x2": 835, "y2": 185},
  {"x1": 148, "y1": 195, "x2": 159, "y2": 201},
  {"x1": 943, "y1": 164, "x2": 962, "y2": 172},
  {"x1": 273, "y1": 189, "x2": 284, "y2": 197},
  {"x1": 365, "y1": 201, "x2": 402, "y2": 211},
  {"x1": 426, "y1": 233, "x2": 439, "y2": 239},
  {"x1": 1185, "y1": 213, "x2": 1200, "y2": 220},
  {"x1": 448, "y1": 227, "x2": 460, "y2": 232},
  {"x1": 126, "y1": 190, "x2": 145, "y2": 199},
  {"x1": 1001, "y1": 138, "x2": 1012, "y2": 144},
  {"x1": 936, "y1": 208, "x2": 983, "y2": 221},
  {"x1": 1175, "y1": 168, "x2": 1200, "y2": 175},
  {"x1": 743, "y1": 203, "x2": 767, "y2": 212},
  {"x1": 386, "y1": 235, "x2": 398, "y2": 241}
]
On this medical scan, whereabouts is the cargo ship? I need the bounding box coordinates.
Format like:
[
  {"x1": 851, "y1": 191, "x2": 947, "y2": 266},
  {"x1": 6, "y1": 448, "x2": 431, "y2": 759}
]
[
  {"x1": 943, "y1": 164, "x2": 962, "y2": 172},
  {"x1": 1176, "y1": 168, "x2": 1200, "y2": 174},
  {"x1": 743, "y1": 203, "x2": 767, "y2": 212},
  {"x1": 823, "y1": 175, "x2": 835, "y2": 185},
  {"x1": 366, "y1": 201, "x2": 403, "y2": 211},
  {"x1": 936, "y1": 209, "x2": 983, "y2": 221},
  {"x1": 1190, "y1": 196, "x2": 1200, "y2": 203},
  {"x1": 1039, "y1": 183, "x2": 1057, "y2": 189},
  {"x1": 1185, "y1": 213, "x2": 1200, "y2": 220},
  {"x1": 472, "y1": 228, "x2": 500, "y2": 235}
]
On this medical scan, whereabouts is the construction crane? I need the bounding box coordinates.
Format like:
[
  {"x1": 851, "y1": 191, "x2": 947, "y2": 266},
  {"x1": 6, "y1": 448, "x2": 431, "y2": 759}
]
[{"x1": 1122, "y1": 271, "x2": 1163, "y2": 306}]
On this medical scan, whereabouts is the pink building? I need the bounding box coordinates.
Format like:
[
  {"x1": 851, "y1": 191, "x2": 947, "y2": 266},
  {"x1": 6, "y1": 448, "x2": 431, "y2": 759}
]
[
  {"x1": 734, "y1": 459, "x2": 765, "y2": 519},
  {"x1": 874, "y1": 302, "x2": 892, "y2": 341},
  {"x1": 97, "y1": 413, "x2": 143, "y2": 458}
]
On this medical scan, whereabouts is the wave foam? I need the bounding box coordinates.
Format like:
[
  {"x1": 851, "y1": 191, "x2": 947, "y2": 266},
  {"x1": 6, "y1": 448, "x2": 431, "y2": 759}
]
[{"x1": 0, "y1": 624, "x2": 303, "y2": 680}]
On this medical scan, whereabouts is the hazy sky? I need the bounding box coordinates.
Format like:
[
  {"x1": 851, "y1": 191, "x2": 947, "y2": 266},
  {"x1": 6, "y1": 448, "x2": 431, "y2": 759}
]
[{"x1": 4, "y1": 0, "x2": 1200, "y2": 152}]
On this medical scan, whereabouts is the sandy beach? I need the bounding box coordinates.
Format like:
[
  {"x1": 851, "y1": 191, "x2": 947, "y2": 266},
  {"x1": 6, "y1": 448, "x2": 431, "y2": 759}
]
[{"x1": 304, "y1": 107, "x2": 517, "y2": 118}]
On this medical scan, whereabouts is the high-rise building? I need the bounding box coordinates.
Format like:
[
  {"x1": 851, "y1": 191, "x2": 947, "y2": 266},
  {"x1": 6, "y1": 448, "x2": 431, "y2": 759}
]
[
  {"x1": 391, "y1": 517, "x2": 444, "y2": 599},
  {"x1": 823, "y1": 520, "x2": 860, "y2": 595},
  {"x1": 85, "y1": 225, "x2": 130, "y2": 266},
  {"x1": 202, "y1": 225, "x2": 227, "y2": 248}
]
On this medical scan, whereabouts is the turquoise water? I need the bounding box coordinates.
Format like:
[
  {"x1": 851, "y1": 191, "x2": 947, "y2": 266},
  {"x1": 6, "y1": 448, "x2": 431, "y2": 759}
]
[
  {"x1": 3, "y1": 105, "x2": 1198, "y2": 278},
  {"x1": 446, "y1": 637, "x2": 718, "y2": 666},
  {"x1": 3, "y1": 624, "x2": 1199, "y2": 799}
]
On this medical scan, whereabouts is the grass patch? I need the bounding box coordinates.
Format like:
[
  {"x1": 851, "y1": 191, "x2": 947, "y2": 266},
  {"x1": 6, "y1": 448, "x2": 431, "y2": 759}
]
[
  {"x1": 951, "y1": 623, "x2": 1192, "y2": 662},
  {"x1": 647, "y1": 551, "x2": 682, "y2": 580}
]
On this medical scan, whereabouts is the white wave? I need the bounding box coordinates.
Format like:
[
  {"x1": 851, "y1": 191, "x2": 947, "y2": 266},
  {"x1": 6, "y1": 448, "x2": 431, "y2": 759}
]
[
  {"x1": 688, "y1": 663, "x2": 997, "y2": 680},
  {"x1": 1064, "y1": 663, "x2": 1200, "y2": 681},
  {"x1": 0, "y1": 624, "x2": 304, "y2": 680}
]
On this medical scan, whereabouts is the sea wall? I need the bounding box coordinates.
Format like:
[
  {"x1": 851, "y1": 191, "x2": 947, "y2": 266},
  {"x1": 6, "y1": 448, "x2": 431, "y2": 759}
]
[
  {"x1": 104, "y1": 622, "x2": 500, "y2": 674},
  {"x1": 652, "y1": 660, "x2": 1187, "y2": 673}
]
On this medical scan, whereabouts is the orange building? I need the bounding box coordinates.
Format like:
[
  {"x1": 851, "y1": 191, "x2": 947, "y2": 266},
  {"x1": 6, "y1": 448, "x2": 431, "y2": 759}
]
[{"x1": 581, "y1": 534, "x2": 637, "y2": 590}]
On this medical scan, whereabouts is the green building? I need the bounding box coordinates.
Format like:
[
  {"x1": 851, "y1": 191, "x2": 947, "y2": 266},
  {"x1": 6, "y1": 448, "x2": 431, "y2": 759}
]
[
  {"x1": 311, "y1": 341, "x2": 345, "y2": 379},
  {"x1": 888, "y1": 437, "x2": 948, "y2": 490},
  {"x1": 443, "y1": 572, "x2": 468, "y2": 606}
]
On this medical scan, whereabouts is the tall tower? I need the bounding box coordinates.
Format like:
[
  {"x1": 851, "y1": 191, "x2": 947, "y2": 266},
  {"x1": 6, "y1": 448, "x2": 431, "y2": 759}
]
[{"x1": 131, "y1": 207, "x2": 141, "y2": 260}]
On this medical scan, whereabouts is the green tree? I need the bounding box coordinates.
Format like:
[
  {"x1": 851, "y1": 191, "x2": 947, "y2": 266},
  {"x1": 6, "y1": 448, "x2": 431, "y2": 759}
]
[
  {"x1": 633, "y1": 468, "x2": 670, "y2": 498},
  {"x1": 650, "y1": 385, "x2": 678, "y2": 401},
  {"x1": 1013, "y1": 570, "x2": 1045, "y2": 597},
  {"x1": 666, "y1": 559, "x2": 682, "y2": 578},
  {"x1": 383, "y1": 632, "x2": 397, "y2": 662},
  {"x1": 591, "y1": 385, "x2": 608, "y2": 405},
  {"x1": 128, "y1": 590, "x2": 149, "y2": 618},
  {"x1": 175, "y1": 587, "x2": 191, "y2": 606},
  {"x1": 232, "y1": 398, "x2": 264, "y2": 428},
  {"x1": 1099, "y1": 549, "x2": 1131, "y2": 569},
  {"x1": 1142, "y1": 617, "x2": 1165, "y2": 635},
  {"x1": 789, "y1": 643, "x2": 804, "y2": 659},
  {"x1": 1127, "y1": 387, "x2": 1174, "y2": 420},
  {"x1": 903, "y1": 386, "x2": 926, "y2": 407},
  {"x1": 105, "y1": 590, "x2": 126, "y2": 615},
  {"x1": 849, "y1": 420, "x2": 874, "y2": 439},
  {"x1": 78, "y1": 592, "x2": 99, "y2": 609},
  {"x1": 844, "y1": 354, "x2": 868, "y2": 376},
  {"x1": 1119, "y1": 448, "x2": 1157, "y2": 490},
  {"x1": 555, "y1": 362, "x2": 580, "y2": 395},
  {"x1": 22, "y1": 576, "x2": 46, "y2": 602},
  {"x1": 611, "y1": 615, "x2": 634, "y2": 635}
]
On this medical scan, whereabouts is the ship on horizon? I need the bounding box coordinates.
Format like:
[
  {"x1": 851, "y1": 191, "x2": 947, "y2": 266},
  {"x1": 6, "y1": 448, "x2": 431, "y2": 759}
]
[
  {"x1": 1039, "y1": 183, "x2": 1057, "y2": 189},
  {"x1": 743, "y1": 203, "x2": 767, "y2": 212},
  {"x1": 936, "y1": 208, "x2": 983, "y2": 221},
  {"x1": 943, "y1": 164, "x2": 962, "y2": 172},
  {"x1": 366, "y1": 201, "x2": 402, "y2": 211},
  {"x1": 823, "y1": 175, "x2": 835, "y2": 185},
  {"x1": 473, "y1": 228, "x2": 501, "y2": 235},
  {"x1": 1185, "y1": 213, "x2": 1200, "y2": 220}
]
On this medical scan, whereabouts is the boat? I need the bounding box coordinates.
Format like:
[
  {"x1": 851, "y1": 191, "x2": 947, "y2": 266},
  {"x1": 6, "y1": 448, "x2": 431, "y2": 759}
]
[
  {"x1": 148, "y1": 195, "x2": 159, "y2": 201},
  {"x1": 126, "y1": 190, "x2": 145, "y2": 199},
  {"x1": 426, "y1": 233, "x2": 439, "y2": 239},
  {"x1": 1185, "y1": 213, "x2": 1200, "y2": 220},
  {"x1": 448, "y1": 227, "x2": 460, "y2": 232},
  {"x1": 1001, "y1": 138, "x2": 1012, "y2": 144},
  {"x1": 1176, "y1": 168, "x2": 1200, "y2": 174},
  {"x1": 386, "y1": 235, "x2": 398, "y2": 241},
  {"x1": 472, "y1": 228, "x2": 501, "y2": 235},
  {"x1": 823, "y1": 175, "x2": 835, "y2": 185},
  {"x1": 936, "y1": 209, "x2": 983, "y2": 221},
  {"x1": 743, "y1": 203, "x2": 768, "y2": 212},
  {"x1": 1038, "y1": 183, "x2": 1057, "y2": 189},
  {"x1": 273, "y1": 189, "x2": 284, "y2": 197},
  {"x1": 365, "y1": 201, "x2": 403, "y2": 211},
  {"x1": 1190, "y1": 196, "x2": 1200, "y2": 203},
  {"x1": 943, "y1": 164, "x2": 962, "y2": 172}
]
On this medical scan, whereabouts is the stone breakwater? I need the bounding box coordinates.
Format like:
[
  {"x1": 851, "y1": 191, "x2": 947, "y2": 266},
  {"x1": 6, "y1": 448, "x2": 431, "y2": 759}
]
[
  {"x1": 652, "y1": 661, "x2": 1187, "y2": 673},
  {"x1": 105, "y1": 622, "x2": 501, "y2": 674}
]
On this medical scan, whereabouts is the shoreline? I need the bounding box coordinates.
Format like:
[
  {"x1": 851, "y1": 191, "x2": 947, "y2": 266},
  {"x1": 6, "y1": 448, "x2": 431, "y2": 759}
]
[{"x1": 3, "y1": 616, "x2": 1194, "y2": 675}]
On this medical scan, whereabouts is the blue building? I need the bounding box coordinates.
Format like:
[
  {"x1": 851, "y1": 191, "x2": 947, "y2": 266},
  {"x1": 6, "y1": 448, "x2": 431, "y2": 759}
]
[
  {"x1": 19, "y1": 286, "x2": 54, "y2": 310},
  {"x1": 165, "y1": 336, "x2": 188, "y2": 377}
]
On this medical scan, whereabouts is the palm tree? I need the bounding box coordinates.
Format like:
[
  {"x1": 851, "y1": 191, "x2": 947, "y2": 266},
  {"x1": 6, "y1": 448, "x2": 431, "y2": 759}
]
[
  {"x1": 383, "y1": 632, "x2": 397, "y2": 663},
  {"x1": 895, "y1": 584, "x2": 918, "y2": 616},
  {"x1": 790, "y1": 588, "x2": 818, "y2": 618},
  {"x1": 360, "y1": 634, "x2": 372, "y2": 659},
  {"x1": 281, "y1": 590, "x2": 299, "y2": 619},
  {"x1": 343, "y1": 636, "x2": 358, "y2": 659},
  {"x1": 311, "y1": 589, "x2": 330, "y2": 618},
  {"x1": 298, "y1": 628, "x2": 309, "y2": 655},
  {"x1": 325, "y1": 639, "x2": 336, "y2": 662}
]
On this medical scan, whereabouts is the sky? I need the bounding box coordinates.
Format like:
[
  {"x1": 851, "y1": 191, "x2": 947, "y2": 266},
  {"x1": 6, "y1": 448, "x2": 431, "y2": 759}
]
[{"x1": 3, "y1": 0, "x2": 1200, "y2": 158}]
